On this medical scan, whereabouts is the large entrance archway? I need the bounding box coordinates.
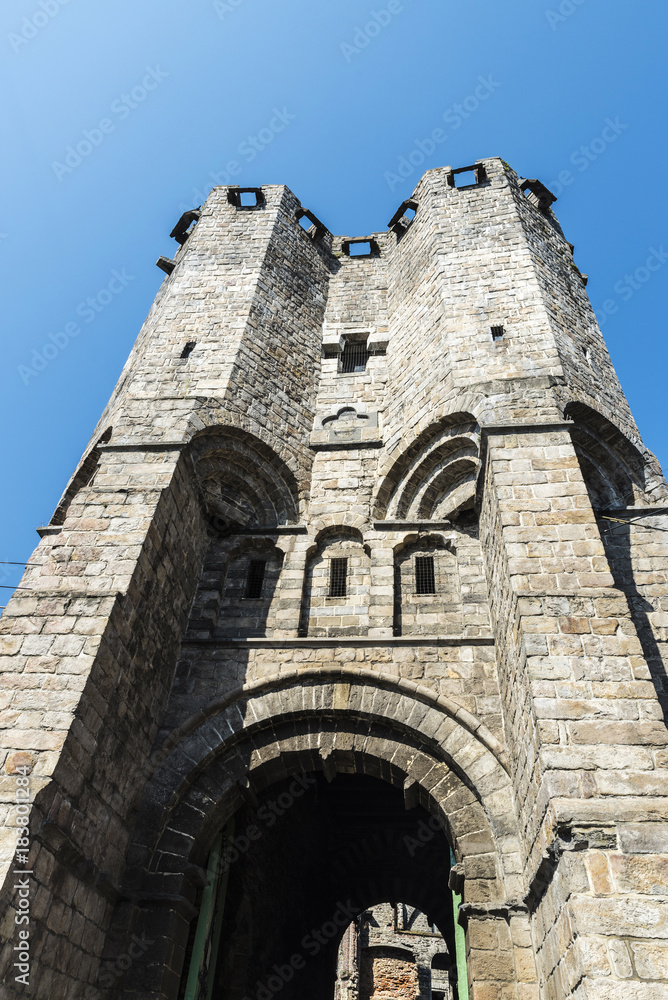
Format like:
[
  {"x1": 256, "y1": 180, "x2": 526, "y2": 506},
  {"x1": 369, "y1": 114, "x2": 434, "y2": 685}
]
[
  {"x1": 185, "y1": 772, "x2": 457, "y2": 999},
  {"x1": 110, "y1": 672, "x2": 534, "y2": 1000}
]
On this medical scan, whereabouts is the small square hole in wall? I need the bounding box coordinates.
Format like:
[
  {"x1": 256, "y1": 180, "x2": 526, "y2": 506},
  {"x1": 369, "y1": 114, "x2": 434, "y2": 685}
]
[
  {"x1": 453, "y1": 169, "x2": 477, "y2": 188},
  {"x1": 349, "y1": 241, "x2": 372, "y2": 257},
  {"x1": 491, "y1": 325, "x2": 505, "y2": 341},
  {"x1": 239, "y1": 190, "x2": 258, "y2": 207},
  {"x1": 298, "y1": 214, "x2": 314, "y2": 232},
  {"x1": 403, "y1": 206, "x2": 416, "y2": 221}
]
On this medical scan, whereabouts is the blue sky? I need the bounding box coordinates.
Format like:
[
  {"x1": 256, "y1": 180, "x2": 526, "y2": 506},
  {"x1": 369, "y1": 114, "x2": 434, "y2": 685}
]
[{"x1": 1, "y1": 0, "x2": 667, "y2": 601}]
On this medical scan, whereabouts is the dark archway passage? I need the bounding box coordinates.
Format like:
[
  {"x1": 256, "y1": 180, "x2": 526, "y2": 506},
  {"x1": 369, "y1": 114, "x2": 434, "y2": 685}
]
[{"x1": 183, "y1": 773, "x2": 456, "y2": 1000}]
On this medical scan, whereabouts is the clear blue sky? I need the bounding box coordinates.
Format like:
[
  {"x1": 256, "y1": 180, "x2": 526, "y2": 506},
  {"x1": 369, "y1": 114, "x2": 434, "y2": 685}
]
[{"x1": 1, "y1": 0, "x2": 667, "y2": 600}]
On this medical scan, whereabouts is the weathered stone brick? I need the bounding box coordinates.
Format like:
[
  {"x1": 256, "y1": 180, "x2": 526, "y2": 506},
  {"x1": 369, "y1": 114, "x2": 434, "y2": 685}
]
[{"x1": 0, "y1": 159, "x2": 666, "y2": 1000}]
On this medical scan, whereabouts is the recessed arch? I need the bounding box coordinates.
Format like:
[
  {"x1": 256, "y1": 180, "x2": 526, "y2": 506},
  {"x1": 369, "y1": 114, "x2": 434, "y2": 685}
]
[
  {"x1": 392, "y1": 441, "x2": 478, "y2": 520},
  {"x1": 185, "y1": 401, "x2": 310, "y2": 494},
  {"x1": 374, "y1": 414, "x2": 480, "y2": 520},
  {"x1": 189, "y1": 426, "x2": 301, "y2": 527},
  {"x1": 564, "y1": 401, "x2": 652, "y2": 509}
]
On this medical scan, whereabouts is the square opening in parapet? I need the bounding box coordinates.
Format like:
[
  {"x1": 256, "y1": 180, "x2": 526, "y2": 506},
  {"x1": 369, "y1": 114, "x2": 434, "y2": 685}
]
[
  {"x1": 239, "y1": 190, "x2": 259, "y2": 207},
  {"x1": 348, "y1": 241, "x2": 372, "y2": 257},
  {"x1": 402, "y1": 206, "x2": 416, "y2": 221},
  {"x1": 298, "y1": 214, "x2": 314, "y2": 232},
  {"x1": 453, "y1": 169, "x2": 477, "y2": 188}
]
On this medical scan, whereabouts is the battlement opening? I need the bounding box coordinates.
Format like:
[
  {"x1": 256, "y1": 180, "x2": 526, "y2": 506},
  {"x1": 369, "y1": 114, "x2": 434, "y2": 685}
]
[
  {"x1": 520, "y1": 178, "x2": 557, "y2": 212},
  {"x1": 296, "y1": 207, "x2": 329, "y2": 239},
  {"x1": 169, "y1": 208, "x2": 201, "y2": 245},
  {"x1": 388, "y1": 198, "x2": 418, "y2": 232},
  {"x1": 453, "y1": 169, "x2": 476, "y2": 188},
  {"x1": 448, "y1": 163, "x2": 487, "y2": 188},
  {"x1": 228, "y1": 186, "x2": 265, "y2": 209},
  {"x1": 343, "y1": 238, "x2": 380, "y2": 258}
]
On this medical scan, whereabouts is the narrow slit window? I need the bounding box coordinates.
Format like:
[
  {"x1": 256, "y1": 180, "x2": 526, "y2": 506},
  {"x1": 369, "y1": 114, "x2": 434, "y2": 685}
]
[
  {"x1": 340, "y1": 341, "x2": 369, "y2": 373},
  {"x1": 180, "y1": 341, "x2": 196, "y2": 358},
  {"x1": 329, "y1": 558, "x2": 348, "y2": 597},
  {"x1": 415, "y1": 556, "x2": 436, "y2": 594},
  {"x1": 491, "y1": 325, "x2": 505, "y2": 341},
  {"x1": 245, "y1": 560, "x2": 266, "y2": 599}
]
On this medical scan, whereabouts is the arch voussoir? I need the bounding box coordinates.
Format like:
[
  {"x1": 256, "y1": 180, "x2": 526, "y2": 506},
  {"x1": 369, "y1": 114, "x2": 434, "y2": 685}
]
[{"x1": 123, "y1": 669, "x2": 520, "y2": 965}]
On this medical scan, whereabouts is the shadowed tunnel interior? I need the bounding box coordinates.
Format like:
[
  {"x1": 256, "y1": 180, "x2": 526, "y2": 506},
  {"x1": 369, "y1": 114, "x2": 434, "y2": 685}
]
[{"x1": 184, "y1": 773, "x2": 456, "y2": 1000}]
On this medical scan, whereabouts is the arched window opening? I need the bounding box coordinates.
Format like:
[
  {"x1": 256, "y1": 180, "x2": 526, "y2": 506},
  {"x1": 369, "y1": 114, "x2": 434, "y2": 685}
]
[
  {"x1": 300, "y1": 530, "x2": 371, "y2": 637},
  {"x1": 394, "y1": 536, "x2": 461, "y2": 637},
  {"x1": 187, "y1": 537, "x2": 284, "y2": 638}
]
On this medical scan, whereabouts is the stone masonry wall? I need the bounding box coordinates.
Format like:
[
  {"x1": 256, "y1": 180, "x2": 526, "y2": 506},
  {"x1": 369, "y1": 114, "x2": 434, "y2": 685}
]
[
  {"x1": 1, "y1": 159, "x2": 666, "y2": 1000},
  {"x1": 0, "y1": 449, "x2": 208, "y2": 997},
  {"x1": 599, "y1": 510, "x2": 668, "y2": 718}
]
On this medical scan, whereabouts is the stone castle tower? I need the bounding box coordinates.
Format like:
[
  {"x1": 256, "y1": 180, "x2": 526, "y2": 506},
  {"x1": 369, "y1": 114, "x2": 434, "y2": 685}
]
[{"x1": 1, "y1": 157, "x2": 667, "y2": 1000}]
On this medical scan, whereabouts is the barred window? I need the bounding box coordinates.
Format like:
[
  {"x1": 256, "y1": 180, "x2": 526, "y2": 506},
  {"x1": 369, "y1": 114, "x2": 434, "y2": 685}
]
[
  {"x1": 245, "y1": 560, "x2": 266, "y2": 599},
  {"x1": 329, "y1": 558, "x2": 348, "y2": 597},
  {"x1": 415, "y1": 556, "x2": 436, "y2": 594},
  {"x1": 340, "y1": 341, "x2": 369, "y2": 374}
]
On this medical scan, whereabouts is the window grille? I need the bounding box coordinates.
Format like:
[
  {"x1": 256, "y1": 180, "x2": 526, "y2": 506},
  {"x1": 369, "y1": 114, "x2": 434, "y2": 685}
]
[
  {"x1": 329, "y1": 558, "x2": 348, "y2": 597},
  {"x1": 491, "y1": 325, "x2": 505, "y2": 340},
  {"x1": 340, "y1": 341, "x2": 369, "y2": 373},
  {"x1": 245, "y1": 560, "x2": 266, "y2": 599},
  {"x1": 415, "y1": 555, "x2": 436, "y2": 594}
]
